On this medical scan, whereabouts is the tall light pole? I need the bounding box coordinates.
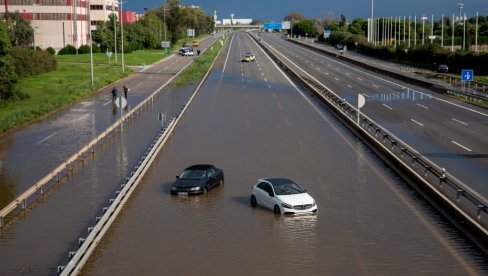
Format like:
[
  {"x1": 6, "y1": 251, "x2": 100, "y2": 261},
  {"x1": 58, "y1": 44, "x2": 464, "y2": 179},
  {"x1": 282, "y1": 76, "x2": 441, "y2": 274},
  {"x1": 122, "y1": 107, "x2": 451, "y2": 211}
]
[
  {"x1": 88, "y1": 0, "x2": 94, "y2": 85},
  {"x1": 113, "y1": 1, "x2": 117, "y2": 63},
  {"x1": 441, "y1": 14, "x2": 444, "y2": 47},
  {"x1": 421, "y1": 15, "x2": 428, "y2": 45},
  {"x1": 475, "y1": 12, "x2": 479, "y2": 52},
  {"x1": 408, "y1": 16, "x2": 411, "y2": 47},
  {"x1": 462, "y1": 12, "x2": 466, "y2": 50},
  {"x1": 120, "y1": 1, "x2": 127, "y2": 73},
  {"x1": 451, "y1": 13, "x2": 455, "y2": 52},
  {"x1": 414, "y1": 15, "x2": 417, "y2": 46},
  {"x1": 430, "y1": 14, "x2": 434, "y2": 44}
]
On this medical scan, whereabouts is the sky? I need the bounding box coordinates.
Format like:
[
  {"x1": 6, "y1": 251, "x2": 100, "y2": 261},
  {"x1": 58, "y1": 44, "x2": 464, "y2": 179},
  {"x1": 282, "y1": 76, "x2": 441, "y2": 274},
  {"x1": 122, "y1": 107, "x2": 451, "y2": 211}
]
[{"x1": 125, "y1": 0, "x2": 488, "y2": 22}]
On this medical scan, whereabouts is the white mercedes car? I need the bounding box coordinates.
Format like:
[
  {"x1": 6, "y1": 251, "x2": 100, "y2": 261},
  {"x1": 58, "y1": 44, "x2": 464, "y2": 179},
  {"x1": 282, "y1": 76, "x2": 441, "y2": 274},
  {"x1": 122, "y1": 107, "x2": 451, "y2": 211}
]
[{"x1": 250, "y1": 178, "x2": 318, "y2": 215}]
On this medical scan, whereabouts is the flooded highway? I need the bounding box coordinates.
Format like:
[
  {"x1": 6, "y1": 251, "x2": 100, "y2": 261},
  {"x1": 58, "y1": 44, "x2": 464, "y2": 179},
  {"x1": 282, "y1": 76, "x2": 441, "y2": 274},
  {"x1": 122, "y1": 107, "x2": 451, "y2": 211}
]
[{"x1": 81, "y1": 32, "x2": 488, "y2": 275}]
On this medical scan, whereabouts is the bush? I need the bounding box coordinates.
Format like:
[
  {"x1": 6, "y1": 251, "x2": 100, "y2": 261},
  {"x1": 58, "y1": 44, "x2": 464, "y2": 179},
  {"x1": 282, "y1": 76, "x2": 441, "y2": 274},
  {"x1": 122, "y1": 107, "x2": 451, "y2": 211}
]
[
  {"x1": 46, "y1": 47, "x2": 56, "y2": 55},
  {"x1": 10, "y1": 47, "x2": 57, "y2": 78},
  {"x1": 78, "y1": 44, "x2": 91, "y2": 54},
  {"x1": 58, "y1": 44, "x2": 77, "y2": 55}
]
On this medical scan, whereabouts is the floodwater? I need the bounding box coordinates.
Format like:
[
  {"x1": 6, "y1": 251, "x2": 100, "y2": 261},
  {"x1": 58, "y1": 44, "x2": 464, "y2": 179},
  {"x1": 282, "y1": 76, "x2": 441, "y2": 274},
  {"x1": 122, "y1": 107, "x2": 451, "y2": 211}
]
[{"x1": 82, "y1": 70, "x2": 488, "y2": 275}]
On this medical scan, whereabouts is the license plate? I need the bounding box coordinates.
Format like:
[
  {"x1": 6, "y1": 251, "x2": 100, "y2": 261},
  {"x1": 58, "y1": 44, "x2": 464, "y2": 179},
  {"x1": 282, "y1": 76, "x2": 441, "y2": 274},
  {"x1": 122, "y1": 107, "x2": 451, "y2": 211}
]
[{"x1": 178, "y1": 192, "x2": 188, "y2": 196}]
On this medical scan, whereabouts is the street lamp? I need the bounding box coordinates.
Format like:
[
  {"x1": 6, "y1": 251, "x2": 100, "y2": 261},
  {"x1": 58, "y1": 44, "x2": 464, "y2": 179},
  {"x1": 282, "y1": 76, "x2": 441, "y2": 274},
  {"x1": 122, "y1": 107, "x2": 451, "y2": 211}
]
[
  {"x1": 88, "y1": 0, "x2": 94, "y2": 85},
  {"x1": 119, "y1": 1, "x2": 128, "y2": 73},
  {"x1": 112, "y1": 1, "x2": 117, "y2": 63},
  {"x1": 421, "y1": 15, "x2": 428, "y2": 45}
]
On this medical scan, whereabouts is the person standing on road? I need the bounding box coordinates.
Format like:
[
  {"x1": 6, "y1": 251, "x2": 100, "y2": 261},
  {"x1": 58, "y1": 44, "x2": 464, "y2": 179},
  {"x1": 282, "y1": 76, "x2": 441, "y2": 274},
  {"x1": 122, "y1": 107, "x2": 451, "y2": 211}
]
[
  {"x1": 123, "y1": 84, "x2": 129, "y2": 99},
  {"x1": 111, "y1": 86, "x2": 118, "y2": 102}
]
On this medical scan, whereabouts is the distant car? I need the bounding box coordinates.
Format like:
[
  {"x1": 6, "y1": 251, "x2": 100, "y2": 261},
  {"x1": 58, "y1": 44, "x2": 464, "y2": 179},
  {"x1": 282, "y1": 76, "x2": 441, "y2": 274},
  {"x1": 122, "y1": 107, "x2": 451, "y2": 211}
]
[
  {"x1": 171, "y1": 164, "x2": 224, "y2": 195},
  {"x1": 335, "y1": 44, "x2": 344, "y2": 50},
  {"x1": 250, "y1": 178, "x2": 317, "y2": 215},
  {"x1": 242, "y1": 52, "x2": 256, "y2": 62},
  {"x1": 192, "y1": 40, "x2": 200, "y2": 47},
  {"x1": 437, "y1": 64, "x2": 449, "y2": 73},
  {"x1": 179, "y1": 47, "x2": 194, "y2": 56}
]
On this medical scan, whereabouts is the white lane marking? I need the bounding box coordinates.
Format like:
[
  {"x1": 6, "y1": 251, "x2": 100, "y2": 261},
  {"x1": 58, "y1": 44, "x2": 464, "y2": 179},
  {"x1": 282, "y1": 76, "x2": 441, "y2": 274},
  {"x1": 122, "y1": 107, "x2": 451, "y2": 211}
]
[
  {"x1": 264, "y1": 78, "x2": 268, "y2": 82},
  {"x1": 272, "y1": 92, "x2": 277, "y2": 98},
  {"x1": 222, "y1": 32, "x2": 235, "y2": 73},
  {"x1": 416, "y1": 103, "x2": 429, "y2": 109},
  {"x1": 347, "y1": 84, "x2": 353, "y2": 88},
  {"x1": 259, "y1": 67, "x2": 262, "y2": 71},
  {"x1": 277, "y1": 103, "x2": 283, "y2": 110},
  {"x1": 372, "y1": 84, "x2": 379, "y2": 88},
  {"x1": 357, "y1": 77, "x2": 363, "y2": 81},
  {"x1": 382, "y1": 104, "x2": 393, "y2": 110},
  {"x1": 411, "y1": 119, "x2": 424, "y2": 126},
  {"x1": 452, "y1": 118, "x2": 468, "y2": 126},
  {"x1": 268, "y1": 84, "x2": 272, "y2": 89},
  {"x1": 73, "y1": 114, "x2": 89, "y2": 122},
  {"x1": 451, "y1": 141, "x2": 472, "y2": 152},
  {"x1": 157, "y1": 70, "x2": 161, "y2": 73},
  {"x1": 103, "y1": 100, "x2": 112, "y2": 106},
  {"x1": 136, "y1": 82, "x2": 143, "y2": 87},
  {"x1": 345, "y1": 72, "x2": 350, "y2": 75},
  {"x1": 334, "y1": 77, "x2": 340, "y2": 81},
  {"x1": 324, "y1": 72, "x2": 330, "y2": 75},
  {"x1": 37, "y1": 132, "x2": 57, "y2": 144},
  {"x1": 262, "y1": 72, "x2": 265, "y2": 76}
]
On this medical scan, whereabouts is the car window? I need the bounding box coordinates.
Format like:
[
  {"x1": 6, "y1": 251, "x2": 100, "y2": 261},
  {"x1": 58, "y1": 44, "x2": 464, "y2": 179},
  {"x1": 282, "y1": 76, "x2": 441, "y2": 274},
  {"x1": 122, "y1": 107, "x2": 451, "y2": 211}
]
[
  {"x1": 180, "y1": 169, "x2": 207, "y2": 179},
  {"x1": 208, "y1": 168, "x2": 216, "y2": 178},
  {"x1": 272, "y1": 182, "x2": 304, "y2": 195},
  {"x1": 257, "y1": 182, "x2": 268, "y2": 191}
]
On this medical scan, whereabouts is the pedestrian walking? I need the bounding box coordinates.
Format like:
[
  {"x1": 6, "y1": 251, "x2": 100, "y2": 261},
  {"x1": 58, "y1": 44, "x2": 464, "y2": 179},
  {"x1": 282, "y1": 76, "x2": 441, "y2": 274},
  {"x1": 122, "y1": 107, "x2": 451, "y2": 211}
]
[
  {"x1": 111, "y1": 86, "x2": 118, "y2": 102},
  {"x1": 123, "y1": 84, "x2": 129, "y2": 99},
  {"x1": 197, "y1": 49, "x2": 201, "y2": 56}
]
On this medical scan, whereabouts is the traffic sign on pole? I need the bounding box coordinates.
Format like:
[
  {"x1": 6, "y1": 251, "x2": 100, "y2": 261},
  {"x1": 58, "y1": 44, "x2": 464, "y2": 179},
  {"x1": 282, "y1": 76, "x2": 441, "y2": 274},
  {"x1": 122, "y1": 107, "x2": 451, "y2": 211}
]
[{"x1": 461, "y1": 69, "x2": 474, "y2": 82}]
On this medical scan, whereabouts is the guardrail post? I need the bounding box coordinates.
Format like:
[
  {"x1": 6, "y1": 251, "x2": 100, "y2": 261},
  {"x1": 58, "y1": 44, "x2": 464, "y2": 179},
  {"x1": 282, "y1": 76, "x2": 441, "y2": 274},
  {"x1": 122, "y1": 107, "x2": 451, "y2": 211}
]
[
  {"x1": 57, "y1": 173, "x2": 60, "y2": 182},
  {"x1": 80, "y1": 153, "x2": 84, "y2": 162},
  {"x1": 456, "y1": 190, "x2": 465, "y2": 203},
  {"x1": 0, "y1": 216, "x2": 3, "y2": 228},
  {"x1": 400, "y1": 148, "x2": 406, "y2": 159},
  {"x1": 411, "y1": 156, "x2": 418, "y2": 167},
  {"x1": 477, "y1": 205, "x2": 486, "y2": 220},
  {"x1": 92, "y1": 146, "x2": 95, "y2": 154},
  {"x1": 22, "y1": 199, "x2": 26, "y2": 210}
]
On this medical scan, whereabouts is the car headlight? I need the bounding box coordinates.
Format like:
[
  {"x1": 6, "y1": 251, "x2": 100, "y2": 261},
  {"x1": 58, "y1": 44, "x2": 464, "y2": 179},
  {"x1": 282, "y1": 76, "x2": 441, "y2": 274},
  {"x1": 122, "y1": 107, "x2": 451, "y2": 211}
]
[
  {"x1": 190, "y1": 187, "x2": 201, "y2": 191},
  {"x1": 282, "y1": 202, "x2": 293, "y2": 209}
]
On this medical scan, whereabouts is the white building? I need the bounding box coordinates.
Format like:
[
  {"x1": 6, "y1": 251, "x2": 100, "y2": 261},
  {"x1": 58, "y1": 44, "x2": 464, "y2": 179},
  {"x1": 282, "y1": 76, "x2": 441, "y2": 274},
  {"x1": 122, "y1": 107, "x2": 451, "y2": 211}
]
[{"x1": 1, "y1": 0, "x2": 119, "y2": 51}]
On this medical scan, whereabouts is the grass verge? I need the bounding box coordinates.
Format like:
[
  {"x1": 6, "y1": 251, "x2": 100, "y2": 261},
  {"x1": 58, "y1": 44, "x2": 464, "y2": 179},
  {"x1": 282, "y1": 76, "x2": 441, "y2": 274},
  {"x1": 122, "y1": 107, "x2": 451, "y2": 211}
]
[{"x1": 174, "y1": 36, "x2": 226, "y2": 86}]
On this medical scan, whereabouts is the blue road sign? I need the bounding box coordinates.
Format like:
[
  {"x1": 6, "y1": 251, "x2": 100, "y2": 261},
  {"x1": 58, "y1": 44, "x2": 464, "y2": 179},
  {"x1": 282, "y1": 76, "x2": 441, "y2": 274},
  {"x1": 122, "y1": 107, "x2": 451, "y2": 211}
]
[
  {"x1": 461, "y1": 69, "x2": 474, "y2": 82},
  {"x1": 263, "y1": 21, "x2": 282, "y2": 30}
]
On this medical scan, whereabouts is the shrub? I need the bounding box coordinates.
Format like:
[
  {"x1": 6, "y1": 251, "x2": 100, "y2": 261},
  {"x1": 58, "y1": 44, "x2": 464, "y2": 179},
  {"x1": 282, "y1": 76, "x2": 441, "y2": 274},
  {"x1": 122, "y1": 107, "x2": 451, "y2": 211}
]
[
  {"x1": 78, "y1": 44, "x2": 91, "y2": 54},
  {"x1": 10, "y1": 47, "x2": 56, "y2": 78},
  {"x1": 46, "y1": 47, "x2": 56, "y2": 55},
  {"x1": 58, "y1": 44, "x2": 77, "y2": 55}
]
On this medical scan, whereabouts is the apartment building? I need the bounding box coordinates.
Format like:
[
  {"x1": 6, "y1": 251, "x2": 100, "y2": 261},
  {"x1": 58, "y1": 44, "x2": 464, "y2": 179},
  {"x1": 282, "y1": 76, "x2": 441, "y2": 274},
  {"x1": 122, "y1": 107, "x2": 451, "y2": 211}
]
[{"x1": 0, "y1": 0, "x2": 120, "y2": 51}]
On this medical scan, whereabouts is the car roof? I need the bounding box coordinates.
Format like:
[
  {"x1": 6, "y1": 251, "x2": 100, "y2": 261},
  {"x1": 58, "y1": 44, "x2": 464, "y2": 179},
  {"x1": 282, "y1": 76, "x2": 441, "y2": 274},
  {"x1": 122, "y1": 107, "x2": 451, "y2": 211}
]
[
  {"x1": 259, "y1": 177, "x2": 296, "y2": 186},
  {"x1": 184, "y1": 164, "x2": 214, "y2": 170}
]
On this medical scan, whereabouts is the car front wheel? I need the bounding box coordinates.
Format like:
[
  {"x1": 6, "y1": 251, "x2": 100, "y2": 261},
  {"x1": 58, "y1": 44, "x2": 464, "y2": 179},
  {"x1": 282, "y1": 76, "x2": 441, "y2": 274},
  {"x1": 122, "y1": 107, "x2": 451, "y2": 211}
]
[
  {"x1": 251, "y1": 195, "x2": 257, "y2": 207},
  {"x1": 274, "y1": 205, "x2": 281, "y2": 214}
]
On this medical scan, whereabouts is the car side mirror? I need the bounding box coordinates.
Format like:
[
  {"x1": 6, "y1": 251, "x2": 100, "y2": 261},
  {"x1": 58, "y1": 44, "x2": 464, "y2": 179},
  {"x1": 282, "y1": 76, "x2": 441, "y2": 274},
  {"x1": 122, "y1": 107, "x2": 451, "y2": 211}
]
[{"x1": 176, "y1": 176, "x2": 180, "y2": 179}]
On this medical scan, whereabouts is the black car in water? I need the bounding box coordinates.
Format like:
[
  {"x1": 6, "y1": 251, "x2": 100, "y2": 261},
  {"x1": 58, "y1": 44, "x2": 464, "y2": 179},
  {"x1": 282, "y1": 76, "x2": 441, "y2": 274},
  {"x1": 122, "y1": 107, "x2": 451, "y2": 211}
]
[{"x1": 171, "y1": 164, "x2": 224, "y2": 195}]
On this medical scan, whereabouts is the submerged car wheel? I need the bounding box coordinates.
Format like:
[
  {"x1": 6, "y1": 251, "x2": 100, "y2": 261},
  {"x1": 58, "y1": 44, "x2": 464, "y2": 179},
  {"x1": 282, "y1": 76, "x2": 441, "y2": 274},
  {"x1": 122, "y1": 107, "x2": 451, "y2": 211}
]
[
  {"x1": 274, "y1": 205, "x2": 281, "y2": 214},
  {"x1": 251, "y1": 195, "x2": 257, "y2": 207}
]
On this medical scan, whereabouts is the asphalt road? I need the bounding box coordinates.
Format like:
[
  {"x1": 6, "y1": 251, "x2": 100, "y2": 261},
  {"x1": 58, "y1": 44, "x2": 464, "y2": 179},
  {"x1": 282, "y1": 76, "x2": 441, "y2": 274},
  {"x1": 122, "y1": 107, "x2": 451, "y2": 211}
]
[
  {"x1": 258, "y1": 33, "x2": 488, "y2": 201},
  {"x1": 81, "y1": 31, "x2": 488, "y2": 275}
]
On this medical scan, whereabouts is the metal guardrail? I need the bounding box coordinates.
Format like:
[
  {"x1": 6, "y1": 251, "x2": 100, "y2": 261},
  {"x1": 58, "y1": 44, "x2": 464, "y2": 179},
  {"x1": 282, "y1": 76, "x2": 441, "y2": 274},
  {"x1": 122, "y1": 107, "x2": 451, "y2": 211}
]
[
  {"x1": 251, "y1": 33, "x2": 488, "y2": 249},
  {"x1": 57, "y1": 33, "x2": 229, "y2": 275}
]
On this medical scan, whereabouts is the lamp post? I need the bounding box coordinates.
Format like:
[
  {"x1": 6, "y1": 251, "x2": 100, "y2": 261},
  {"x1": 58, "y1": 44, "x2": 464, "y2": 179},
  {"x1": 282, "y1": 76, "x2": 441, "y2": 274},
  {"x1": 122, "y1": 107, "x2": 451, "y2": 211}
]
[
  {"x1": 113, "y1": 1, "x2": 117, "y2": 63},
  {"x1": 88, "y1": 0, "x2": 94, "y2": 85},
  {"x1": 463, "y1": 13, "x2": 466, "y2": 50},
  {"x1": 120, "y1": 1, "x2": 127, "y2": 73},
  {"x1": 451, "y1": 13, "x2": 455, "y2": 52},
  {"x1": 421, "y1": 15, "x2": 428, "y2": 45}
]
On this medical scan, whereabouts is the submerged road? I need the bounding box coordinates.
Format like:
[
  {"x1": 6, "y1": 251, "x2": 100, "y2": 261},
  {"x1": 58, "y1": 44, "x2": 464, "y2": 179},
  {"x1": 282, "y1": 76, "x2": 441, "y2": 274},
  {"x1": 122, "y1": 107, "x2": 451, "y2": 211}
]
[{"x1": 81, "y1": 31, "x2": 488, "y2": 275}]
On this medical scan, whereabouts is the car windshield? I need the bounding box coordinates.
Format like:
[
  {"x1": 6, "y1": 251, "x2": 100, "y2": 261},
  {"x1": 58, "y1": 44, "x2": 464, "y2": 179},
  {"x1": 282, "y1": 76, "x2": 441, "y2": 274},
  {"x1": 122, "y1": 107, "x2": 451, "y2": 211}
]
[
  {"x1": 180, "y1": 169, "x2": 207, "y2": 180},
  {"x1": 272, "y1": 182, "x2": 305, "y2": 195}
]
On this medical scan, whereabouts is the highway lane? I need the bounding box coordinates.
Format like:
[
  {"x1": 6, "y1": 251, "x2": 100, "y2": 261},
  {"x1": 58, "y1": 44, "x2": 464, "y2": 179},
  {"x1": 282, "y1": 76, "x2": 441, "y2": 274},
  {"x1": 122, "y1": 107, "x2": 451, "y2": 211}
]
[
  {"x1": 259, "y1": 33, "x2": 488, "y2": 199},
  {"x1": 0, "y1": 35, "x2": 221, "y2": 209},
  {"x1": 83, "y1": 31, "x2": 487, "y2": 275}
]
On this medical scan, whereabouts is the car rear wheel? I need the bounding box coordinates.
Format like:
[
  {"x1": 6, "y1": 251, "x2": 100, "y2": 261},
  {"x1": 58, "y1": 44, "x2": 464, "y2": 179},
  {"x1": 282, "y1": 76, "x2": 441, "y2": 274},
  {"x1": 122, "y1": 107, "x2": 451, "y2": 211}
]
[
  {"x1": 251, "y1": 195, "x2": 257, "y2": 207},
  {"x1": 274, "y1": 205, "x2": 281, "y2": 214}
]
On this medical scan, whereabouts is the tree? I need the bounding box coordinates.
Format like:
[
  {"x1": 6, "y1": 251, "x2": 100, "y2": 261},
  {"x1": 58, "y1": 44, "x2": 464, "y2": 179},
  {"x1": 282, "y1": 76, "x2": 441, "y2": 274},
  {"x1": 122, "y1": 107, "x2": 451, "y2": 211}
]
[
  {"x1": 3, "y1": 11, "x2": 34, "y2": 47},
  {"x1": 0, "y1": 20, "x2": 18, "y2": 101},
  {"x1": 293, "y1": 20, "x2": 319, "y2": 37},
  {"x1": 284, "y1": 12, "x2": 305, "y2": 22}
]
